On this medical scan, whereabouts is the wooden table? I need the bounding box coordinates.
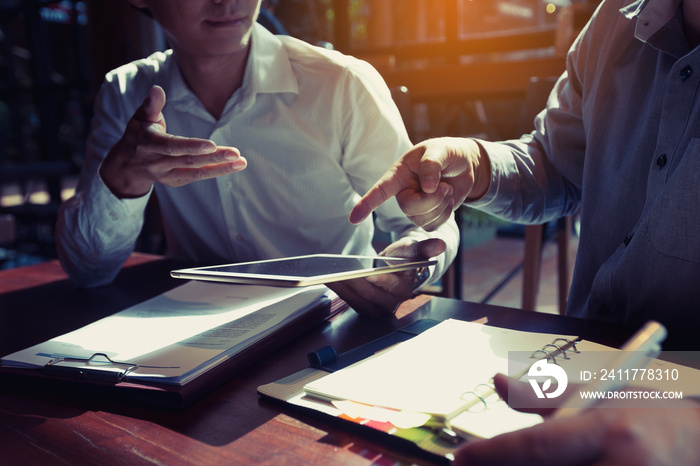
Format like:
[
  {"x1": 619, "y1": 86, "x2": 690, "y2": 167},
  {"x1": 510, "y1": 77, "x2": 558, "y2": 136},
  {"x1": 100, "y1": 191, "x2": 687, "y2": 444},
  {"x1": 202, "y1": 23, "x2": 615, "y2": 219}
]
[{"x1": 0, "y1": 254, "x2": 638, "y2": 465}]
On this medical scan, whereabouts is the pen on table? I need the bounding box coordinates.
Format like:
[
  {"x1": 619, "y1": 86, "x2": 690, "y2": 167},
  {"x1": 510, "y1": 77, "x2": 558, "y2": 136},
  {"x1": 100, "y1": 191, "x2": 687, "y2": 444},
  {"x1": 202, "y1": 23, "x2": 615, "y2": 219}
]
[{"x1": 552, "y1": 320, "x2": 667, "y2": 418}]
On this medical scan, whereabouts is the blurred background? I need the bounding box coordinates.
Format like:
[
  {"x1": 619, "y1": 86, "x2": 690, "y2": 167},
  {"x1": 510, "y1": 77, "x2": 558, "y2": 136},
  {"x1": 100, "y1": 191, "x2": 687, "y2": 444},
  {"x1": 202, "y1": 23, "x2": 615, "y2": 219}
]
[{"x1": 0, "y1": 0, "x2": 597, "y2": 312}]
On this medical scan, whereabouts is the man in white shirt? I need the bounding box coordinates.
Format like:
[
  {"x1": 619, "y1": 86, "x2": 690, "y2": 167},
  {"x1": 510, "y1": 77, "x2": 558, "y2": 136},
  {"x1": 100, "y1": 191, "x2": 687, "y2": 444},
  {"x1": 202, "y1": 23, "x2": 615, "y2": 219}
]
[{"x1": 55, "y1": 0, "x2": 458, "y2": 316}]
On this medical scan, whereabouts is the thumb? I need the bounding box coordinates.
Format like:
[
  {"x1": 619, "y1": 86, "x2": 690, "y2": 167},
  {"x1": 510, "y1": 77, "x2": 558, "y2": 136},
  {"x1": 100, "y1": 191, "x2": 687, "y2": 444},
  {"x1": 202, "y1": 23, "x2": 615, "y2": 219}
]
[
  {"x1": 139, "y1": 85, "x2": 167, "y2": 124},
  {"x1": 416, "y1": 238, "x2": 446, "y2": 259},
  {"x1": 416, "y1": 155, "x2": 444, "y2": 194}
]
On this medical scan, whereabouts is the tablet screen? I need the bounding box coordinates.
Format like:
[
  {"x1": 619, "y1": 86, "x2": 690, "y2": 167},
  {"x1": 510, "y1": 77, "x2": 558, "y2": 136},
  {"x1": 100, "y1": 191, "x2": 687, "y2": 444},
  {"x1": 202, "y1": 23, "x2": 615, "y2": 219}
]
[{"x1": 170, "y1": 254, "x2": 436, "y2": 287}]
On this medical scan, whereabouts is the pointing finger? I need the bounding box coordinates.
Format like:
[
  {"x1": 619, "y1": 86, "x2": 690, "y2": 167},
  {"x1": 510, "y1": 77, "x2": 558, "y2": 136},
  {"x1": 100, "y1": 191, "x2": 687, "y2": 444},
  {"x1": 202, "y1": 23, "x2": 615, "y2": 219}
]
[
  {"x1": 349, "y1": 166, "x2": 406, "y2": 224},
  {"x1": 349, "y1": 146, "x2": 428, "y2": 224}
]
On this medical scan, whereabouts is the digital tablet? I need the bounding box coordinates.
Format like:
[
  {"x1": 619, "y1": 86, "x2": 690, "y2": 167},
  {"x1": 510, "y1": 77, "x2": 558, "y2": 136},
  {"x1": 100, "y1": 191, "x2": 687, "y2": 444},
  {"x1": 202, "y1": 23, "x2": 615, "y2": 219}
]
[{"x1": 170, "y1": 254, "x2": 436, "y2": 287}]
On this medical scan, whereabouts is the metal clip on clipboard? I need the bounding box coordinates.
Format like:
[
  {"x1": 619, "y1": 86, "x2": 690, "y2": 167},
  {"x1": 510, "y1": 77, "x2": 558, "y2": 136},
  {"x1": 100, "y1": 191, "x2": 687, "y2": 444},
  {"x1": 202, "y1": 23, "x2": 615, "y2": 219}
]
[{"x1": 43, "y1": 353, "x2": 139, "y2": 382}]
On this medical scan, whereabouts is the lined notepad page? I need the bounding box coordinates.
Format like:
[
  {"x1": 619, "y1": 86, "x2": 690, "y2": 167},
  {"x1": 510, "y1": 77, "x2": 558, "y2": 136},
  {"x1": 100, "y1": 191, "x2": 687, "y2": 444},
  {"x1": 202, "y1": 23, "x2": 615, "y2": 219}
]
[{"x1": 302, "y1": 319, "x2": 583, "y2": 435}]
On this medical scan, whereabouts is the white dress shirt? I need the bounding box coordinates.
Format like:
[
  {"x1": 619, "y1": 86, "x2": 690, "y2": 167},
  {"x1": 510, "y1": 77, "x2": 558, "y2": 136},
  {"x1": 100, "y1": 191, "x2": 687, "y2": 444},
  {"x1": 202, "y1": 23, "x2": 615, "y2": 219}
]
[{"x1": 56, "y1": 24, "x2": 458, "y2": 288}]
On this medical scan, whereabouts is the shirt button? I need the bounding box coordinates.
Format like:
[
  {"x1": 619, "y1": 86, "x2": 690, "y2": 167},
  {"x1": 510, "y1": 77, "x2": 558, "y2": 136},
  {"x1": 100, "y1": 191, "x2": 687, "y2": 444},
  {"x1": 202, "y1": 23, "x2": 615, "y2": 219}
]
[
  {"x1": 681, "y1": 65, "x2": 693, "y2": 82},
  {"x1": 656, "y1": 154, "x2": 667, "y2": 169},
  {"x1": 109, "y1": 211, "x2": 119, "y2": 221},
  {"x1": 623, "y1": 234, "x2": 633, "y2": 246},
  {"x1": 235, "y1": 234, "x2": 244, "y2": 242}
]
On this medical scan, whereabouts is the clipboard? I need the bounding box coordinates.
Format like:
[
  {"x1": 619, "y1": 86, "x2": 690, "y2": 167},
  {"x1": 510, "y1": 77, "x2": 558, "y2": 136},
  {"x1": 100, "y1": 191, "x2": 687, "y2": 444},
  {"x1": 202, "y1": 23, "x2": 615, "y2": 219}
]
[{"x1": 0, "y1": 283, "x2": 348, "y2": 410}]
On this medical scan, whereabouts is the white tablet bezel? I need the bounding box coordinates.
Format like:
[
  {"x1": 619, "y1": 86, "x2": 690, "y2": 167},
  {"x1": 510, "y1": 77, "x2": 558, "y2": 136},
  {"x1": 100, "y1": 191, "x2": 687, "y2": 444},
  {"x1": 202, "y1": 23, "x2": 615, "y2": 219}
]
[{"x1": 170, "y1": 254, "x2": 436, "y2": 287}]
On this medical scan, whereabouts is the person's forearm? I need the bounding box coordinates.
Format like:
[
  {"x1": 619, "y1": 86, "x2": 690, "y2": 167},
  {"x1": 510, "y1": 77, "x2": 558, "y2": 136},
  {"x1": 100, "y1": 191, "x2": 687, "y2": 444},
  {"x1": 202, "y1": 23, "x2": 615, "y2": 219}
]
[
  {"x1": 466, "y1": 137, "x2": 579, "y2": 225},
  {"x1": 55, "y1": 177, "x2": 146, "y2": 287}
]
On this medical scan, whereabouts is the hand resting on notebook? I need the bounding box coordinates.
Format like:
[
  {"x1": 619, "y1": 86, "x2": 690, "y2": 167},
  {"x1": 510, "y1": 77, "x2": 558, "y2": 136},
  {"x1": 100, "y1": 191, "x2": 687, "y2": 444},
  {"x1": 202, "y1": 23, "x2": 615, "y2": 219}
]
[{"x1": 453, "y1": 373, "x2": 700, "y2": 466}]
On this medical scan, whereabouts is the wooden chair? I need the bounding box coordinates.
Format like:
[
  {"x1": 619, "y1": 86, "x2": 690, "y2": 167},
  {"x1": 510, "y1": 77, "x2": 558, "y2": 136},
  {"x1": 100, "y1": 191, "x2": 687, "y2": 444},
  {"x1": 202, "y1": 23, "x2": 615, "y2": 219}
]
[{"x1": 522, "y1": 216, "x2": 574, "y2": 313}]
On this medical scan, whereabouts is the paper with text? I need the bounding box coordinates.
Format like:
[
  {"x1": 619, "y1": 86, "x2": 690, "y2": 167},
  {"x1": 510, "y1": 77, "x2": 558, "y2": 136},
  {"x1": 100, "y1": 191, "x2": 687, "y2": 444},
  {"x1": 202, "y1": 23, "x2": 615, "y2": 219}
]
[{"x1": 1, "y1": 281, "x2": 328, "y2": 385}]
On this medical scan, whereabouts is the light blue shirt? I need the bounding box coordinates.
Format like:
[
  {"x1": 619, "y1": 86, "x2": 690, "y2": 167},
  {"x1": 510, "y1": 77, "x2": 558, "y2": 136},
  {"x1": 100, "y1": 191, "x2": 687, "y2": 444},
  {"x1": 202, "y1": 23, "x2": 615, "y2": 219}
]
[
  {"x1": 470, "y1": 0, "x2": 699, "y2": 338},
  {"x1": 56, "y1": 24, "x2": 458, "y2": 288}
]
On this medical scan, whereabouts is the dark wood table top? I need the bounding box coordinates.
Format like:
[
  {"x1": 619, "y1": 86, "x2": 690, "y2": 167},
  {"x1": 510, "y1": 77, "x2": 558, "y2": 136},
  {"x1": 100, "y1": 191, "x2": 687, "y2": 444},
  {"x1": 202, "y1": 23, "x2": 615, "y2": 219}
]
[{"x1": 0, "y1": 254, "x2": 639, "y2": 465}]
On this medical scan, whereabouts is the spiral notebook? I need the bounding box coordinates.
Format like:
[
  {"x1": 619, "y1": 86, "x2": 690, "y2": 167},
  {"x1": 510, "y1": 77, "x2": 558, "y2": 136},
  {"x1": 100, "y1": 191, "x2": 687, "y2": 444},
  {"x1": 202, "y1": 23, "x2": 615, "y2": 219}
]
[
  {"x1": 300, "y1": 319, "x2": 576, "y2": 432},
  {"x1": 258, "y1": 318, "x2": 700, "y2": 461}
]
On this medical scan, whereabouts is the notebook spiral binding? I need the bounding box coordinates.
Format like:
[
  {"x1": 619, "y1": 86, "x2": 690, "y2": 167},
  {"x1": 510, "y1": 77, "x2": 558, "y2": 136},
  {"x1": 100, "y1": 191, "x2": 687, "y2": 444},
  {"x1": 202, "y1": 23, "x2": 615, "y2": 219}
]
[
  {"x1": 529, "y1": 337, "x2": 581, "y2": 364},
  {"x1": 456, "y1": 336, "x2": 582, "y2": 415},
  {"x1": 459, "y1": 382, "x2": 497, "y2": 412}
]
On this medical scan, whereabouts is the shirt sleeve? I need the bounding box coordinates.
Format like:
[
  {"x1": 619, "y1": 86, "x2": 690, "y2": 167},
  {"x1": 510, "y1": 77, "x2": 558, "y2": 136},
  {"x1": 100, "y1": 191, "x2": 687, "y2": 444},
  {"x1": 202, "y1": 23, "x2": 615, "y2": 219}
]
[
  {"x1": 55, "y1": 76, "x2": 150, "y2": 287},
  {"x1": 466, "y1": 66, "x2": 584, "y2": 224},
  {"x1": 337, "y1": 59, "x2": 459, "y2": 286}
]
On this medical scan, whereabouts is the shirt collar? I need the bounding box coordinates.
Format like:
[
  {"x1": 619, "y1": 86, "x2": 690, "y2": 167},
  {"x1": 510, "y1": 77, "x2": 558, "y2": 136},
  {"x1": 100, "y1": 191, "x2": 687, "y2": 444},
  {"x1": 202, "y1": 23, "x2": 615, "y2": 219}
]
[
  {"x1": 164, "y1": 23, "x2": 299, "y2": 114},
  {"x1": 247, "y1": 23, "x2": 299, "y2": 97},
  {"x1": 165, "y1": 52, "x2": 194, "y2": 106},
  {"x1": 621, "y1": 0, "x2": 682, "y2": 42}
]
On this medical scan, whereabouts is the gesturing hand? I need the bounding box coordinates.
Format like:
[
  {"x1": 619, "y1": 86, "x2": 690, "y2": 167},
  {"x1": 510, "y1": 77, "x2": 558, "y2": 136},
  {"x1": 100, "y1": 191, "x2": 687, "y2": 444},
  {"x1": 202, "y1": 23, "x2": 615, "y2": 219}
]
[
  {"x1": 349, "y1": 138, "x2": 489, "y2": 231},
  {"x1": 100, "y1": 85, "x2": 247, "y2": 198}
]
